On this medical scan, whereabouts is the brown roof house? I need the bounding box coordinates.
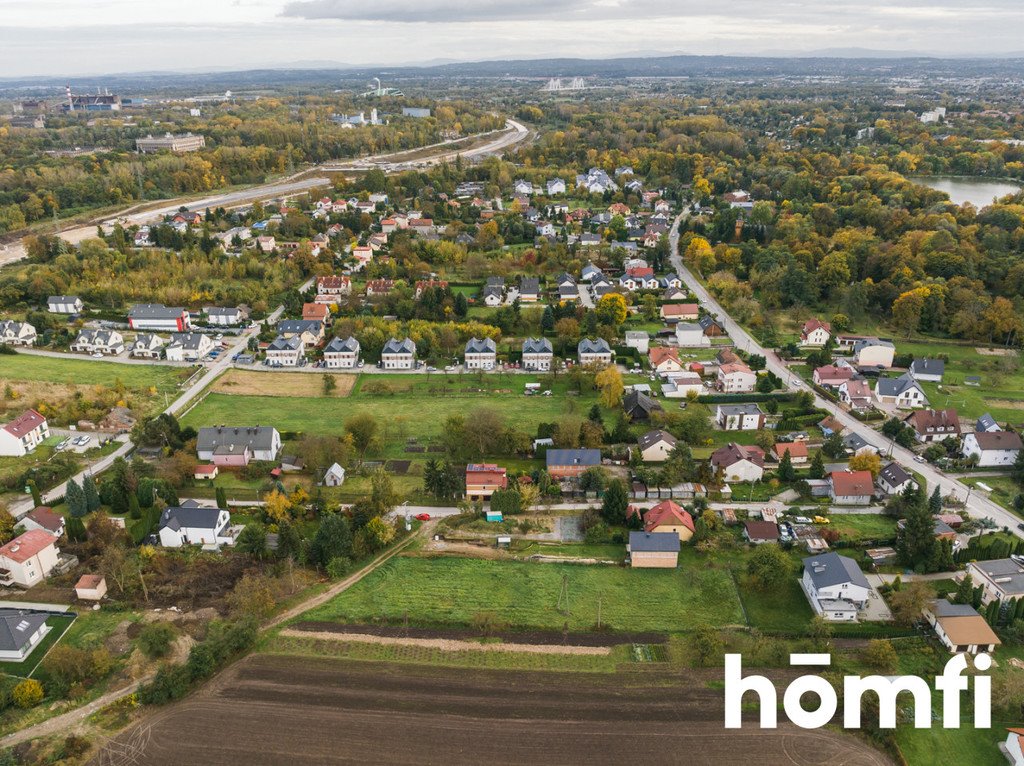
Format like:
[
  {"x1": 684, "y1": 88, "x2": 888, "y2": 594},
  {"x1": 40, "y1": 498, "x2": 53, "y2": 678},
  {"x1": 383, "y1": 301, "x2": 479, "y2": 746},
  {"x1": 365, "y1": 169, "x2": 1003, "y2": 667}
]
[
  {"x1": 743, "y1": 520, "x2": 780, "y2": 545},
  {"x1": 642, "y1": 501, "x2": 695, "y2": 543},
  {"x1": 903, "y1": 408, "x2": 961, "y2": 444},
  {"x1": 923, "y1": 599, "x2": 1001, "y2": 655},
  {"x1": 829, "y1": 470, "x2": 875, "y2": 505},
  {"x1": 711, "y1": 443, "x2": 765, "y2": 483}
]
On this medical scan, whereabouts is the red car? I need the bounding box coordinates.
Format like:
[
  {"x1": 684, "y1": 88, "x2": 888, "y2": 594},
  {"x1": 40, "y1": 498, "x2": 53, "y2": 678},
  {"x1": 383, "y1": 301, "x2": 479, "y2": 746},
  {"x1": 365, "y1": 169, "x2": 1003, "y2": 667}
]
[{"x1": 414, "y1": 513, "x2": 431, "y2": 521}]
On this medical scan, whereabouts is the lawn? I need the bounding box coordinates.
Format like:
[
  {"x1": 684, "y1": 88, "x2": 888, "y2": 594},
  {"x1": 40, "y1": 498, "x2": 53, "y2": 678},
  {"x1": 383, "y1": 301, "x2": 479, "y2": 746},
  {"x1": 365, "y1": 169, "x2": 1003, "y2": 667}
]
[
  {"x1": 298, "y1": 553, "x2": 745, "y2": 633},
  {"x1": 962, "y1": 475, "x2": 1022, "y2": 517},
  {"x1": 897, "y1": 723, "x2": 1006, "y2": 766},
  {"x1": 0, "y1": 352, "x2": 187, "y2": 392},
  {"x1": 736, "y1": 573, "x2": 815, "y2": 633},
  {"x1": 827, "y1": 513, "x2": 899, "y2": 544}
]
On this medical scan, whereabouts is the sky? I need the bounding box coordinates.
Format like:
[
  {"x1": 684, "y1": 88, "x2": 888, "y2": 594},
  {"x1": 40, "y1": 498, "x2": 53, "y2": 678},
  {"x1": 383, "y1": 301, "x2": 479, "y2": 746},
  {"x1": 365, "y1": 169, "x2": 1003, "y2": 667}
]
[{"x1": 2, "y1": 0, "x2": 1024, "y2": 78}]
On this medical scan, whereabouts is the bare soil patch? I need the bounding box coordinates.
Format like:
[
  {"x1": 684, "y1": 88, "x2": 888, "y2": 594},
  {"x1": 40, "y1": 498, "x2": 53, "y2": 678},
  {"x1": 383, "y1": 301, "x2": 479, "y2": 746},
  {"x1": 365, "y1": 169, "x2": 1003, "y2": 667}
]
[
  {"x1": 280, "y1": 628, "x2": 611, "y2": 656},
  {"x1": 93, "y1": 654, "x2": 894, "y2": 765},
  {"x1": 987, "y1": 398, "x2": 1024, "y2": 410},
  {"x1": 212, "y1": 369, "x2": 355, "y2": 398},
  {"x1": 977, "y1": 347, "x2": 1018, "y2": 356}
]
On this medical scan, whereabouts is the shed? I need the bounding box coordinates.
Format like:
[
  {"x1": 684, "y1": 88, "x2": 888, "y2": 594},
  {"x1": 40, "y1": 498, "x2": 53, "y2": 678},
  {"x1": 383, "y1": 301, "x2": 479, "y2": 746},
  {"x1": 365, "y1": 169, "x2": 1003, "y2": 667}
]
[
  {"x1": 485, "y1": 510, "x2": 504, "y2": 523},
  {"x1": 75, "y1": 574, "x2": 107, "y2": 601}
]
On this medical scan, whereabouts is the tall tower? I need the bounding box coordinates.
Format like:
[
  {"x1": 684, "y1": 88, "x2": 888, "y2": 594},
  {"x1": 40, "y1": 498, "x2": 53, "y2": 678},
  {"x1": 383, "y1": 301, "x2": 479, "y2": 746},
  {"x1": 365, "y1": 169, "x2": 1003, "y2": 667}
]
[{"x1": 66, "y1": 84, "x2": 74, "y2": 112}]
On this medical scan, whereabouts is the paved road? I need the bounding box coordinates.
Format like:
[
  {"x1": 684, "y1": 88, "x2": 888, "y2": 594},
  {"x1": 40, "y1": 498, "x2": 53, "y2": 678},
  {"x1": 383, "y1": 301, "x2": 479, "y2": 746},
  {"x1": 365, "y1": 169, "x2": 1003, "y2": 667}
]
[{"x1": 668, "y1": 213, "x2": 1023, "y2": 537}]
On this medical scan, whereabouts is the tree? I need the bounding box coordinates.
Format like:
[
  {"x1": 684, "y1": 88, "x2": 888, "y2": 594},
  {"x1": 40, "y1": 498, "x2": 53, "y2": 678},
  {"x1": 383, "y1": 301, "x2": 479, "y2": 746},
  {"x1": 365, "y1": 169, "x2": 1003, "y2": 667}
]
[
  {"x1": 345, "y1": 413, "x2": 381, "y2": 458},
  {"x1": 777, "y1": 450, "x2": 796, "y2": 483},
  {"x1": 861, "y1": 639, "x2": 899, "y2": 673},
  {"x1": 12, "y1": 679, "x2": 43, "y2": 708},
  {"x1": 138, "y1": 622, "x2": 177, "y2": 659},
  {"x1": 66, "y1": 479, "x2": 87, "y2": 518},
  {"x1": 236, "y1": 523, "x2": 268, "y2": 558},
  {"x1": 897, "y1": 491, "x2": 937, "y2": 571},
  {"x1": 808, "y1": 615, "x2": 833, "y2": 650},
  {"x1": 809, "y1": 450, "x2": 825, "y2": 480},
  {"x1": 821, "y1": 432, "x2": 846, "y2": 459},
  {"x1": 276, "y1": 520, "x2": 302, "y2": 562},
  {"x1": 692, "y1": 624, "x2": 723, "y2": 666},
  {"x1": 368, "y1": 468, "x2": 398, "y2": 517},
  {"x1": 594, "y1": 293, "x2": 628, "y2": 327},
  {"x1": 263, "y1": 490, "x2": 292, "y2": 523},
  {"x1": 954, "y1": 573, "x2": 975, "y2": 604},
  {"x1": 600, "y1": 479, "x2": 628, "y2": 525},
  {"x1": 83, "y1": 477, "x2": 101, "y2": 512},
  {"x1": 928, "y1": 485, "x2": 943, "y2": 515},
  {"x1": 889, "y1": 581, "x2": 932, "y2": 626},
  {"x1": 216, "y1": 486, "x2": 228, "y2": 509},
  {"x1": 27, "y1": 479, "x2": 41, "y2": 508},
  {"x1": 1013, "y1": 449, "x2": 1024, "y2": 486},
  {"x1": 579, "y1": 467, "x2": 607, "y2": 493},
  {"x1": 309, "y1": 513, "x2": 352, "y2": 568},
  {"x1": 746, "y1": 544, "x2": 794, "y2": 590},
  {"x1": 849, "y1": 451, "x2": 882, "y2": 478},
  {"x1": 595, "y1": 365, "x2": 624, "y2": 408},
  {"x1": 361, "y1": 517, "x2": 395, "y2": 553},
  {"x1": 322, "y1": 374, "x2": 337, "y2": 396}
]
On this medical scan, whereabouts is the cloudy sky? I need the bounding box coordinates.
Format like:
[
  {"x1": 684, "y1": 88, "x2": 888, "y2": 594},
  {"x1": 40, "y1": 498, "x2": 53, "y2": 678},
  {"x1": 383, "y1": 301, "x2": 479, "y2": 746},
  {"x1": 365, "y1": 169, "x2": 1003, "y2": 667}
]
[{"x1": 2, "y1": 0, "x2": 1023, "y2": 77}]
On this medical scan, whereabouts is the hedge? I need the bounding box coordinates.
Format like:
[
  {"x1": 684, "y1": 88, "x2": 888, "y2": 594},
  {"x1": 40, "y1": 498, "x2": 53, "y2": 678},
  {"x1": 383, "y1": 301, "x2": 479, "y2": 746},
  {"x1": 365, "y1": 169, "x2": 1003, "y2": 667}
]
[{"x1": 697, "y1": 392, "x2": 799, "y2": 405}]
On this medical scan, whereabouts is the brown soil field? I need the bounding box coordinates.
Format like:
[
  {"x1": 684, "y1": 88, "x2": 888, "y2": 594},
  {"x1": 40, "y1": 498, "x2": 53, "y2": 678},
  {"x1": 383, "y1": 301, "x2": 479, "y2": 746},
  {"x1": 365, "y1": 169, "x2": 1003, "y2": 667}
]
[
  {"x1": 211, "y1": 369, "x2": 355, "y2": 398},
  {"x1": 290, "y1": 621, "x2": 668, "y2": 646},
  {"x1": 279, "y1": 628, "x2": 612, "y2": 656},
  {"x1": 94, "y1": 654, "x2": 894, "y2": 765}
]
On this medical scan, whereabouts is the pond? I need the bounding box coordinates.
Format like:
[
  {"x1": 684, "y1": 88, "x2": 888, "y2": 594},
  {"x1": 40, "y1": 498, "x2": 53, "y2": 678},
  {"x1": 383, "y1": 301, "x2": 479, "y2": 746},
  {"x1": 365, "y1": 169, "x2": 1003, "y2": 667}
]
[{"x1": 914, "y1": 175, "x2": 1022, "y2": 207}]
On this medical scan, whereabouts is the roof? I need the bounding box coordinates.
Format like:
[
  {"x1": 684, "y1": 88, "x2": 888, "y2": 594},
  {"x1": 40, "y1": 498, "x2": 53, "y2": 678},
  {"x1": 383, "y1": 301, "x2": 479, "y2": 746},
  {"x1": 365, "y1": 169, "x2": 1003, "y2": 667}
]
[
  {"x1": 718, "y1": 403, "x2": 763, "y2": 417},
  {"x1": 324, "y1": 336, "x2": 359, "y2": 353},
  {"x1": 977, "y1": 413, "x2": 999, "y2": 431},
  {"x1": 0, "y1": 610, "x2": 48, "y2": 653},
  {"x1": 649, "y1": 347, "x2": 680, "y2": 366},
  {"x1": 465, "y1": 337, "x2": 496, "y2": 354},
  {"x1": 905, "y1": 408, "x2": 961, "y2": 435},
  {"x1": 773, "y1": 442, "x2": 808, "y2": 459},
  {"x1": 802, "y1": 318, "x2": 831, "y2": 336},
  {"x1": 623, "y1": 390, "x2": 663, "y2": 416},
  {"x1": 879, "y1": 461, "x2": 912, "y2": 487},
  {"x1": 578, "y1": 338, "x2": 611, "y2": 355},
  {"x1": 629, "y1": 531, "x2": 681, "y2": 553},
  {"x1": 802, "y1": 551, "x2": 870, "y2": 590},
  {"x1": 194, "y1": 464, "x2": 218, "y2": 475},
  {"x1": 815, "y1": 365, "x2": 854, "y2": 381},
  {"x1": 644, "y1": 501, "x2": 695, "y2": 534},
  {"x1": 197, "y1": 426, "x2": 278, "y2": 454},
  {"x1": 719, "y1": 362, "x2": 754, "y2": 376},
  {"x1": 75, "y1": 574, "x2": 105, "y2": 589},
  {"x1": 159, "y1": 505, "x2": 226, "y2": 532},
  {"x1": 970, "y1": 431, "x2": 1023, "y2": 451},
  {"x1": 931, "y1": 601, "x2": 1001, "y2": 647},
  {"x1": 268, "y1": 335, "x2": 303, "y2": 352},
  {"x1": 911, "y1": 358, "x2": 945, "y2": 376},
  {"x1": 169, "y1": 332, "x2": 211, "y2": 351},
  {"x1": 522, "y1": 337, "x2": 552, "y2": 354},
  {"x1": 711, "y1": 443, "x2": 764, "y2": 469},
  {"x1": 2, "y1": 409, "x2": 46, "y2": 438},
  {"x1": 662, "y1": 303, "x2": 698, "y2": 316},
  {"x1": 830, "y1": 470, "x2": 875, "y2": 497},
  {"x1": 128, "y1": 303, "x2": 185, "y2": 319},
  {"x1": 876, "y1": 373, "x2": 922, "y2": 398},
  {"x1": 971, "y1": 558, "x2": 1024, "y2": 594},
  {"x1": 382, "y1": 337, "x2": 416, "y2": 355},
  {"x1": 206, "y1": 306, "x2": 240, "y2": 317},
  {"x1": 25, "y1": 507, "x2": 63, "y2": 534},
  {"x1": 48, "y1": 295, "x2": 80, "y2": 303},
  {"x1": 638, "y1": 429, "x2": 677, "y2": 450},
  {"x1": 546, "y1": 449, "x2": 601, "y2": 468},
  {"x1": 744, "y1": 521, "x2": 779, "y2": 541},
  {"x1": 519, "y1": 277, "x2": 540, "y2": 293},
  {"x1": 277, "y1": 319, "x2": 323, "y2": 335},
  {"x1": 0, "y1": 530, "x2": 58, "y2": 564}
]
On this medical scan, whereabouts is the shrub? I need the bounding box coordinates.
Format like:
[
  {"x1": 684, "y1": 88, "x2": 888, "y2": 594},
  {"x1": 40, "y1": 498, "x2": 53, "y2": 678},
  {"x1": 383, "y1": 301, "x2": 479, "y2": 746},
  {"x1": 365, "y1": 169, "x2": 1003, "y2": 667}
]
[
  {"x1": 12, "y1": 679, "x2": 44, "y2": 708},
  {"x1": 139, "y1": 664, "x2": 190, "y2": 705},
  {"x1": 137, "y1": 622, "x2": 177, "y2": 659}
]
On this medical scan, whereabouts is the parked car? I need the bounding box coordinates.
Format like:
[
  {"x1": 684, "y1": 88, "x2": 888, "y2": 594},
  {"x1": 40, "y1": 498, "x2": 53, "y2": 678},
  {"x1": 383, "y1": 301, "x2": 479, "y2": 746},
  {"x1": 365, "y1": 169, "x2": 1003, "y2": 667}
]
[
  {"x1": 414, "y1": 513, "x2": 431, "y2": 521},
  {"x1": 92, "y1": 352, "x2": 104, "y2": 358}
]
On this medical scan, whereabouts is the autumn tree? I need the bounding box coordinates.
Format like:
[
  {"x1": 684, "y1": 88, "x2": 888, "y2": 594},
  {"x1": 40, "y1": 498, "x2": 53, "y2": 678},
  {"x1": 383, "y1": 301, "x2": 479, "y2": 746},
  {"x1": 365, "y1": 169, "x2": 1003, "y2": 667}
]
[
  {"x1": 595, "y1": 365, "x2": 624, "y2": 408},
  {"x1": 849, "y1": 451, "x2": 882, "y2": 478}
]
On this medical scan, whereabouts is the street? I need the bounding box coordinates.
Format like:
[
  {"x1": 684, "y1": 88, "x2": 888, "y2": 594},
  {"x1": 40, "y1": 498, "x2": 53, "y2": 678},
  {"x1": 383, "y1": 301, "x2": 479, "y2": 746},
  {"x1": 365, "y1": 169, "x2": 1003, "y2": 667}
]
[{"x1": 668, "y1": 213, "x2": 1024, "y2": 537}]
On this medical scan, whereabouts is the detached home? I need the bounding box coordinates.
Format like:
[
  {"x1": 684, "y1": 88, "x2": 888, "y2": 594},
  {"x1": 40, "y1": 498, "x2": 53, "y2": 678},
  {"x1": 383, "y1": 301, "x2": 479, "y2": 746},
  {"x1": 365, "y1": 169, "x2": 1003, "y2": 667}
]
[
  {"x1": 206, "y1": 307, "x2": 242, "y2": 326},
  {"x1": 0, "y1": 530, "x2": 60, "y2": 588},
  {"x1": 878, "y1": 462, "x2": 916, "y2": 496},
  {"x1": 522, "y1": 337, "x2": 553, "y2": 371},
  {"x1": 0, "y1": 410, "x2": 49, "y2": 457},
  {"x1": 874, "y1": 374, "x2": 928, "y2": 409},
  {"x1": 710, "y1": 443, "x2": 765, "y2": 482},
  {"x1": 47, "y1": 295, "x2": 83, "y2": 314},
  {"x1": 381, "y1": 337, "x2": 416, "y2": 370},
  {"x1": 642, "y1": 500, "x2": 695, "y2": 543},
  {"x1": 637, "y1": 430, "x2": 677, "y2": 462},
  {"x1": 717, "y1": 363, "x2": 756, "y2": 393},
  {"x1": 910, "y1": 358, "x2": 945, "y2": 382},
  {"x1": 904, "y1": 408, "x2": 961, "y2": 444},
  {"x1": 661, "y1": 303, "x2": 699, "y2": 323},
  {"x1": 546, "y1": 449, "x2": 601, "y2": 479},
  {"x1": 165, "y1": 332, "x2": 215, "y2": 362},
  {"x1": 800, "y1": 319, "x2": 831, "y2": 347},
  {"x1": 628, "y1": 531, "x2": 680, "y2": 569},
  {"x1": 649, "y1": 347, "x2": 683, "y2": 374},
  {"x1": 158, "y1": 504, "x2": 234, "y2": 548},
  {"x1": 323, "y1": 336, "x2": 360, "y2": 368},
  {"x1": 197, "y1": 426, "x2": 281, "y2": 463},
  {"x1": 265, "y1": 335, "x2": 304, "y2": 366},
  {"x1": 829, "y1": 470, "x2": 875, "y2": 505},
  {"x1": 578, "y1": 338, "x2": 612, "y2": 366},
  {"x1": 464, "y1": 337, "x2": 497, "y2": 370},
  {"x1": 465, "y1": 464, "x2": 508, "y2": 501},
  {"x1": 968, "y1": 559, "x2": 1024, "y2": 604},
  {"x1": 0, "y1": 320, "x2": 36, "y2": 347},
  {"x1": 716, "y1": 404, "x2": 764, "y2": 431},
  {"x1": 962, "y1": 430, "x2": 1023, "y2": 467},
  {"x1": 802, "y1": 552, "x2": 870, "y2": 621}
]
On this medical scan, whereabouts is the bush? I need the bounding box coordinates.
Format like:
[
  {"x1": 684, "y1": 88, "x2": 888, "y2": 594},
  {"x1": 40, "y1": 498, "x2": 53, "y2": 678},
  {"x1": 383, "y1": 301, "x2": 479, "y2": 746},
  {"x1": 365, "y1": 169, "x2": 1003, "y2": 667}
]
[
  {"x1": 326, "y1": 556, "x2": 354, "y2": 579},
  {"x1": 137, "y1": 622, "x2": 177, "y2": 659},
  {"x1": 12, "y1": 679, "x2": 44, "y2": 708},
  {"x1": 139, "y1": 664, "x2": 190, "y2": 705}
]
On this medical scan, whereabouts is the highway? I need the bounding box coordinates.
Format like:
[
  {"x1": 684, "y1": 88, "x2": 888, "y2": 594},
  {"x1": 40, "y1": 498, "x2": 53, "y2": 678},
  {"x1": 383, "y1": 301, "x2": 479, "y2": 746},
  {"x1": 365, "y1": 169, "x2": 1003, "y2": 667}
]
[{"x1": 667, "y1": 213, "x2": 1023, "y2": 537}]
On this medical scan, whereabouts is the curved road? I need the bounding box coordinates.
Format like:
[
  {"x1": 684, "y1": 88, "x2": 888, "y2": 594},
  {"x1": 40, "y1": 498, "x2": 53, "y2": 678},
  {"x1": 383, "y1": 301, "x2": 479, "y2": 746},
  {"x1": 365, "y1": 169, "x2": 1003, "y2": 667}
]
[{"x1": 668, "y1": 213, "x2": 1023, "y2": 537}]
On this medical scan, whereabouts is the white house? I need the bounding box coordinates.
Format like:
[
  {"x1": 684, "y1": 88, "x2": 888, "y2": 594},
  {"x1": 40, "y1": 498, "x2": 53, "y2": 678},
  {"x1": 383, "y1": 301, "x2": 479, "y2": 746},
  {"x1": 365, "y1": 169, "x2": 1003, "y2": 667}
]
[
  {"x1": 637, "y1": 430, "x2": 677, "y2": 462},
  {"x1": 464, "y1": 337, "x2": 497, "y2": 370},
  {"x1": 205, "y1": 307, "x2": 242, "y2": 326},
  {"x1": 71, "y1": 329, "x2": 124, "y2": 355},
  {"x1": 0, "y1": 320, "x2": 37, "y2": 347},
  {"x1": 0, "y1": 530, "x2": 60, "y2": 588},
  {"x1": 265, "y1": 335, "x2": 304, "y2": 366},
  {"x1": 381, "y1": 337, "x2": 416, "y2": 370},
  {"x1": 578, "y1": 338, "x2": 612, "y2": 366},
  {"x1": 546, "y1": 178, "x2": 566, "y2": 195},
  {"x1": 829, "y1": 470, "x2": 875, "y2": 505},
  {"x1": 675, "y1": 322, "x2": 710, "y2": 348},
  {"x1": 47, "y1": 295, "x2": 83, "y2": 314},
  {"x1": 0, "y1": 610, "x2": 50, "y2": 661},
  {"x1": 624, "y1": 331, "x2": 649, "y2": 355},
  {"x1": 710, "y1": 443, "x2": 765, "y2": 483},
  {"x1": 165, "y1": 332, "x2": 215, "y2": 362},
  {"x1": 923, "y1": 599, "x2": 1001, "y2": 655},
  {"x1": 962, "y1": 430, "x2": 1023, "y2": 467},
  {"x1": 874, "y1": 374, "x2": 928, "y2": 408},
  {"x1": 158, "y1": 504, "x2": 234, "y2": 548},
  {"x1": 661, "y1": 371, "x2": 704, "y2": 399},
  {"x1": 910, "y1": 358, "x2": 945, "y2": 382},
  {"x1": 717, "y1": 363, "x2": 756, "y2": 393},
  {"x1": 197, "y1": 426, "x2": 281, "y2": 463},
  {"x1": 321, "y1": 463, "x2": 346, "y2": 487},
  {"x1": 968, "y1": 559, "x2": 1024, "y2": 605},
  {"x1": 877, "y1": 462, "x2": 916, "y2": 496},
  {"x1": 0, "y1": 410, "x2": 49, "y2": 457},
  {"x1": 522, "y1": 337, "x2": 553, "y2": 371},
  {"x1": 799, "y1": 319, "x2": 831, "y2": 347},
  {"x1": 323, "y1": 336, "x2": 360, "y2": 368},
  {"x1": 131, "y1": 333, "x2": 165, "y2": 359},
  {"x1": 801, "y1": 552, "x2": 871, "y2": 622},
  {"x1": 853, "y1": 338, "x2": 895, "y2": 368}
]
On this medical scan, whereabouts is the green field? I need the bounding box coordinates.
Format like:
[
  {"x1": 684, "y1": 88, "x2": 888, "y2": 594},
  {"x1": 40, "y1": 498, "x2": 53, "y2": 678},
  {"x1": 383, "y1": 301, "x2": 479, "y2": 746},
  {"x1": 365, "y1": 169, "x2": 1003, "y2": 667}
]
[
  {"x1": 827, "y1": 513, "x2": 899, "y2": 543},
  {"x1": 0, "y1": 352, "x2": 188, "y2": 392},
  {"x1": 897, "y1": 723, "x2": 1006, "y2": 766},
  {"x1": 962, "y1": 475, "x2": 1022, "y2": 517},
  {"x1": 298, "y1": 553, "x2": 745, "y2": 633}
]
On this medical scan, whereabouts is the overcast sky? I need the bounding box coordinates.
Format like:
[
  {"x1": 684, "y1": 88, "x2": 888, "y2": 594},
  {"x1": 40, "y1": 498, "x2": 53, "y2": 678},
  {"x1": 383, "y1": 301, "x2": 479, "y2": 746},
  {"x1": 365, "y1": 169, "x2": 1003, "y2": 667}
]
[{"x1": 2, "y1": 0, "x2": 1024, "y2": 78}]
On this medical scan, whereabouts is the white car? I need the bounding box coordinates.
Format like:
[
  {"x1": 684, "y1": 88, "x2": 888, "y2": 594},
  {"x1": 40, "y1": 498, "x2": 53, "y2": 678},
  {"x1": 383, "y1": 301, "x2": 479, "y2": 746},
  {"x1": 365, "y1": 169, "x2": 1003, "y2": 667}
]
[
  {"x1": 914, "y1": 455, "x2": 926, "y2": 463},
  {"x1": 92, "y1": 352, "x2": 104, "y2": 358},
  {"x1": 444, "y1": 365, "x2": 455, "y2": 373}
]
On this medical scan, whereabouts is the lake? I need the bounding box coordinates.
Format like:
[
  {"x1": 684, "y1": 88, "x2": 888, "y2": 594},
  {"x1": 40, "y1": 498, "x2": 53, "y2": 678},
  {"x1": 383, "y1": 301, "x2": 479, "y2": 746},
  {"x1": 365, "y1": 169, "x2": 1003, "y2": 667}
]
[{"x1": 914, "y1": 176, "x2": 1022, "y2": 208}]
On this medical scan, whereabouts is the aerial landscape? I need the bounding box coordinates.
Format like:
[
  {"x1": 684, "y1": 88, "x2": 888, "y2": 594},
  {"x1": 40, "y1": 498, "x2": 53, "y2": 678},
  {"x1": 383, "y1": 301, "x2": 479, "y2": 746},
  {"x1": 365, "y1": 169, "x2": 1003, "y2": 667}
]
[{"x1": 4, "y1": 2, "x2": 1024, "y2": 764}]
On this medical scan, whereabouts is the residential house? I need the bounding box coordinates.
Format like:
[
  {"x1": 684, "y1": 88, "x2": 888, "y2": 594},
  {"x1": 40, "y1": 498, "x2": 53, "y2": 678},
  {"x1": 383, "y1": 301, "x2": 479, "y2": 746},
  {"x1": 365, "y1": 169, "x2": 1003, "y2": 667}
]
[
  {"x1": 642, "y1": 500, "x2": 695, "y2": 543},
  {"x1": 482, "y1": 283, "x2": 504, "y2": 307},
  {"x1": 127, "y1": 304, "x2": 190, "y2": 332},
  {"x1": 522, "y1": 337, "x2": 553, "y2": 371},
  {"x1": 414, "y1": 280, "x2": 448, "y2": 299},
  {"x1": 675, "y1": 322, "x2": 709, "y2": 348},
  {"x1": 20, "y1": 507, "x2": 65, "y2": 538},
  {"x1": 0, "y1": 320, "x2": 36, "y2": 347},
  {"x1": 661, "y1": 371, "x2": 703, "y2": 398},
  {"x1": 649, "y1": 347, "x2": 683, "y2": 374},
  {"x1": 464, "y1": 337, "x2": 497, "y2": 370},
  {"x1": 622, "y1": 390, "x2": 662, "y2": 422},
  {"x1": 628, "y1": 531, "x2": 680, "y2": 569},
  {"x1": 853, "y1": 338, "x2": 896, "y2": 368},
  {"x1": 546, "y1": 449, "x2": 601, "y2": 479},
  {"x1": 772, "y1": 442, "x2": 809, "y2": 464},
  {"x1": 580, "y1": 263, "x2": 602, "y2": 282},
  {"x1": 518, "y1": 277, "x2": 540, "y2": 303},
  {"x1": 256, "y1": 235, "x2": 276, "y2": 253},
  {"x1": 0, "y1": 410, "x2": 49, "y2": 457},
  {"x1": 837, "y1": 379, "x2": 872, "y2": 411},
  {"x1": 875, "y1": 374, "x2": 928, "y2": 408},
  {"x1": 699, "y1": 316, "x2": 725, "y2": 337},
  {"x1": 365, "y1": 279, "x2": 395, "y2": 297},
  {"x1": 131, "y1": 333, "x2": 165, "y2": 359},
  {"x1": 962, "y1": 430, "x2": 1023, "y2": 467},
  {"x1": 813, "y1": 365, "x2": 855, "y2": 389},
  {"x1": 910, "y1": 358, "x2": 945, "y2": 382},
  {"x1": 276, "y1": 320, "x2": 324, "y2": 346},
  {"x1": 578, "y1": 338, "x2": 612, "y2": 366},
  {"x1": 165, "y1": 332, "x2": 215, "y2": 362},
  {"x1": 711, "y1": 443, "x2": 765, "y2": 482},
  {"x1": 265, "y1": 335, "x2": 304, "y2": 366},
  {"x1": 302, "y1": 303, "x2": 331, "y2": 324},
  {"x1": 801, "y1": 552, "x2": 871, "y2": 621},
  {"x1": 637, "y1": 430, "x2": 678, "y2": 462},
  {"x1": 465, "y1": 464, "x2": 508, "y2": 501},
  {"x1": 723, "y1": 190, "x2": 755, "y2": 210},
  {"x1": 716, "y1": 404, "x2": 765, "y2": 431},
  {"x1": 0, "y1": 610, "x2": 50, "y2": 661},
  {"x1": 47, "y1": 295, "x2": 83, "y2": 314},
  {"x1": 0, "y1": 530, "x2": 60, "y2": 588},
  {"x1": 904, "y1": 408, "x2": 961, "y2": 444},
  {"x1": 194, "y1": 465, "x2": 218, "y2": 481},
  {"x1": 661, "y1": 303, "x2": 699, "y2": 323},
  {"x1": 664, "y1": 286, "x2": 687, "y2": 301},
  {"x1": 800, "y1": 319, "x2": 831, "y2": 347},
  {"x1": 624, "y1": 331, "x2": 649, "y2": 355},
  {"x1": 323, "y1": 336, "x2": 360, "y2": 369},
  {"x1": 829, "y1": 470, "x2": 875, "y2": 505},
  {"x1": 717, "y1": 363, "x2": 756, "y2": 393},
  {"x1": 206, "y1": 307, "x2": 242, "y2": 326},
  {"x1": 158, "y1": 504, "x2": 234, "y2": 548},
  {"x1": 317, "y1": 275, "x2": 352, "y2": 297},
  {"x1": 381, "y1": 337, "x2": 416, "y2": 370},
  {"x1": 878, "y1": 462, "x2": 916, "y2": 496},
  {"x1": 976, "y1": 413, "x2": 1000, "y2": 433},
  {"x1": 923, "y1": 599, "x2": 1001, "y2": 655},
  {"x1": 71, "y1": 329, "x2": 124, "y2": 355},
  {"x1": 843, "y1": 432, "x2": 877, "y2": 457},
  {"x1": 197, "y1": 426, "x2": 281, "y2": 463},
  {"x1": 546, "y1": 178, "x2": 566, "y2": 195},
  {"x1": 743, "y1": 520, "x2": 780, "y2": 545},
  {"x1": 968, "y1": 559, "x2": 1024, "y2": 604}
]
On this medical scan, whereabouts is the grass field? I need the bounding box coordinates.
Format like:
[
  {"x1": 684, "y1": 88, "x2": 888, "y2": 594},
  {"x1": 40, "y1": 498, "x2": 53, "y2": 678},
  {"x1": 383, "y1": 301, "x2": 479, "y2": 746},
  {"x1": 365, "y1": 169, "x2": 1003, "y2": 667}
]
[
  {"x1": 0, "y1": 353, "x2": 187, "y2": 392},
  {"x1": 962, "y1": 475, "x2": 1022, "y2": 516},
  {"x1": 897, "y1": 723, "x2": 1006, "y2": 766},
  {"x1": 212, "y1": 369, "x2": 356, "y2": 398},
  {"x1": 827, "y1": 513, "x2": 899, "y2": 543},
  {"x1": 736, "y1": 573, "x2": 815, "y2": 632},
  {"x1": 298, "y1": 553, "x2": 745, "y2": 633}
]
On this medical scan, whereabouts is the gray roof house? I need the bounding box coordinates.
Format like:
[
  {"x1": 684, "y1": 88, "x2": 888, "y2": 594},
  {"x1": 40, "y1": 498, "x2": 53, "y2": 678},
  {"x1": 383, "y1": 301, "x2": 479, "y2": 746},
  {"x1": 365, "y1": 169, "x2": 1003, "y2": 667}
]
[
  {"x1": 629, "y1": 531, "x2": 680, "y2": 552},
  {"x1": 196, "y1": 426, "x2": 281, "y2": 462},
  {"x1": 803, "y1": 551, "x2": 870, "y2": 591},
  {"x1": 578, "y1": 337, "x2": 612, "y2": 362},
  {"x1": 324, "y1": 336, "x2": 360, "y2": 354},
  {"x1": 878, "y1": 461, "x2": 915, "y2": 495},
  {"x1": 522, "y1": 337, "x2": 553, "y2": 355},
  {"x1": 382, "y1": 337, "x2": 416, "y2": 355},
  {"x1": 158, "y1": 505, "x2": 233, "y2": 548},
  {"x1": 976, "y1": 413, "x2": 1000, "y2": 433},
  {"x1": 874, "y1": 373, "x2": 928, "y2": 408},
  {"x1": 910, "y1": 358, "x2": 945, "y2": 382},
  {"x1": 0, "y1": 610, "x2": 50, "y2": 661}
]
